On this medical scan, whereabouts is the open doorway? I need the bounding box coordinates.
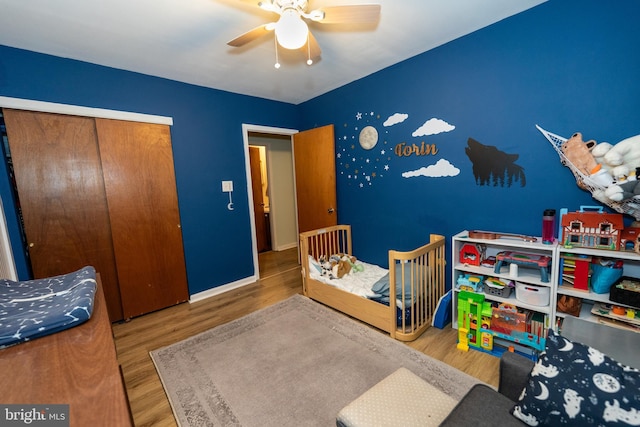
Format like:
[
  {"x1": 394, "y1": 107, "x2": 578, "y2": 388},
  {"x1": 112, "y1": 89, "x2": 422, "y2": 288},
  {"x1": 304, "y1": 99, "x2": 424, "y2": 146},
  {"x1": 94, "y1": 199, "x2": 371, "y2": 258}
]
[
  {"x1": 243, "y1": 123, "x2": 337, "y2": 281},
  {"x1": 243, "y1": 125, "x2": 299, "y2": 279}
]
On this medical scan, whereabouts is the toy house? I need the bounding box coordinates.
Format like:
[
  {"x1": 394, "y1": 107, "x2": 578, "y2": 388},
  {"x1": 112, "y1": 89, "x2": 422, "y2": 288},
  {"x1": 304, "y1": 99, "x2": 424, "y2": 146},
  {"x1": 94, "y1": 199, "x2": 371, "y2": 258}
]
[
  {"x1": 459, "y1": 243, "x2": 485, "y2": 266},
  {"x1": 561, "y1": 210, "x2": 624, "y2": 250},
  {"x1": 620, "y1": 225, "x2": 640, "y2": 254}
]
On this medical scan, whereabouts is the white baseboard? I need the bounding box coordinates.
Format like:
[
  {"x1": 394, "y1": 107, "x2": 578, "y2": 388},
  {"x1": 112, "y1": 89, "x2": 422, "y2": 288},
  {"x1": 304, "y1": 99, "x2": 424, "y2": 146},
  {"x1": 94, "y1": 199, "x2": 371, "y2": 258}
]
[
  {"x1": 274, "y1": 242, "x2": 298, "y2": 251},
  {"x1": 189, "y1": 276, "x2": 257, "y2": 303}
]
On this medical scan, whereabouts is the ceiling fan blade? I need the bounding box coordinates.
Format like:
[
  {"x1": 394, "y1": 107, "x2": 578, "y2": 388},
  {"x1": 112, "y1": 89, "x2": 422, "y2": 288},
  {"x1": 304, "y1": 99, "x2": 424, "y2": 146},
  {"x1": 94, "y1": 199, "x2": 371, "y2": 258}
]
[
  {"x1": 313, "y1": 5, "x2": 381, "y2": 24},
  {"x1": 307, "y1": 31, "x2": 321, "y2": 60},
  {"x1": 227, "y1": 23, "x2": 274, "y2": 47}
]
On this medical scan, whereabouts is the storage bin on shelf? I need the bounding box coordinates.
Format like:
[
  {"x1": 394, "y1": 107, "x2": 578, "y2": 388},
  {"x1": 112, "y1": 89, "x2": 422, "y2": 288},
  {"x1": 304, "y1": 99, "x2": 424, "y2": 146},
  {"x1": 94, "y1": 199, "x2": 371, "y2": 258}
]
[
  {"x1": 484, "y1": 277, "x2": 513, "y2": 298},
  {"x1": 515, "y1": 282, "x2": 550, "y2": 307},
  {"x1": 609, "y1": 277, "x2": 640, "y2": 309}
]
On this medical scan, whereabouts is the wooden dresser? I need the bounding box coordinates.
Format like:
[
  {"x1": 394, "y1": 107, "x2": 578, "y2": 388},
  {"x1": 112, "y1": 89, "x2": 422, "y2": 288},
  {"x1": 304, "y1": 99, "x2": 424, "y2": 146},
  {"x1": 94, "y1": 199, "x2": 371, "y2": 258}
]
[{"x1": 0, "y1": 277, "x2": 132, "y2": 426}]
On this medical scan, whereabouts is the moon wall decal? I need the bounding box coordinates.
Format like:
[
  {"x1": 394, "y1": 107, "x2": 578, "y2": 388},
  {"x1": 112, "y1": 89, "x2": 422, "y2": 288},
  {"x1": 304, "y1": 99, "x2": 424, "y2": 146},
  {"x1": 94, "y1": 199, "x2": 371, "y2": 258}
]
[{"x1": 359, "y1": 125, "x2": 378, "y2": 150}]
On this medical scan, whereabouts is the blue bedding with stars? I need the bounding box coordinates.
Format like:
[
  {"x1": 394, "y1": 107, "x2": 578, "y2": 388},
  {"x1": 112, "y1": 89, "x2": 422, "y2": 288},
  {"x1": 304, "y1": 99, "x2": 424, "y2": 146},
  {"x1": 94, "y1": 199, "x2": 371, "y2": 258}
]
[{"x1": 0, "y1": 266, "x2": 97, "y2": 348}]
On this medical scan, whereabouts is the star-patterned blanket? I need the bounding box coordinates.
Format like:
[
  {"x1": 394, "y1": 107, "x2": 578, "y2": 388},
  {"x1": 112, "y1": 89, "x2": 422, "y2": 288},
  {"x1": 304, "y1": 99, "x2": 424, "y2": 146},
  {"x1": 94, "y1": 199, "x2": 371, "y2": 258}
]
[{"x1": 0, "y1": 266, "x2": 97, "y2": 348}]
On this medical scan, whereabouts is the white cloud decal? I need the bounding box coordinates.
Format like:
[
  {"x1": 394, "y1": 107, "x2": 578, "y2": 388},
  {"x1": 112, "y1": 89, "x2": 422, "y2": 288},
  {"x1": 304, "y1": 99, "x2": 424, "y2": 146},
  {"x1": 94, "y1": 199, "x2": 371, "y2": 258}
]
[
  {"x1": 412, "y1": 118, "x2": 455, "y2": 137},
  {"x1": 402, "y1": 159, "x2": 460, "y2": 178},
  {"x1": 383, "y1": 113, "x2": 408, "y2": 127}
]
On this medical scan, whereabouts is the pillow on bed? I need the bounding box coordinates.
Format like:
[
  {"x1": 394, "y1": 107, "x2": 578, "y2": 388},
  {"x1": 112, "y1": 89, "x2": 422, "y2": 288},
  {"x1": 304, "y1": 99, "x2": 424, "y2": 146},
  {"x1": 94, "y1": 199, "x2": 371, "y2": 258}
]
[
  {"x1": 0, "y1": 266, "x2": 97, "y2": 348},
  {"x1": 371, "y1": 262, "x2": 414, "y2": 301}
]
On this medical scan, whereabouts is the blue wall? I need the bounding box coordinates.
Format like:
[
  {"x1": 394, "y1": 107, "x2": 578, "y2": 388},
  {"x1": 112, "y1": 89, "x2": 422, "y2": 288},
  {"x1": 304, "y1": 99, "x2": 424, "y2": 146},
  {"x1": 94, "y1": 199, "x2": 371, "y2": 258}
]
[
  {"x1": 1, "y1": 0, "x2": 638, "y2": 293},
  {"x1": 299, "y1": 0, "x2": 640, "y2": 267},
  {"x1": 0, "y1": 46, "x2": 300, "y2": 294}
]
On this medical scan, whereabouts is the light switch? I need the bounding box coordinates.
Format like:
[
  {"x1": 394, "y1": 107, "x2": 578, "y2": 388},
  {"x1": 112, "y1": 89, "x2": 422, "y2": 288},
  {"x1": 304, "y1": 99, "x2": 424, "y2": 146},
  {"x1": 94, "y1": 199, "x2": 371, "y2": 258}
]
[{"x1": 222, "y1": 180, "x2": 233, "y2": 192}]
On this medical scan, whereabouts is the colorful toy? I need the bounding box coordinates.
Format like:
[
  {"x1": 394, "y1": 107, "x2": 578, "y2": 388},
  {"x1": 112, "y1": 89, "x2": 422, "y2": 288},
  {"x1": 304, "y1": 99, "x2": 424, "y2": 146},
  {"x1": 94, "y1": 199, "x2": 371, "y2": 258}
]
[
  {"x1": 560, "y1": 206, "x2": 624, "y2": 250},
  {"x1": 457, "y1": 291, "x2": 492, "y2": 351},
  {"x1": 481, "y1": 331, "x2": 493, "y2": 351},
  {"x1": 456, "y1": 273, "x2": 483, "y2": 292},
  {"x1": 494, "y1": 251, "x2": 552, "y2": 282},
  {"x1": 560, "y1": 255, "x2": 591, "y2": 291},
  {"x1": 459, "y1": 243, "x2": 485, "y2": 266},
  {"x1": 491, "y1": 303, "x2": 527, "y2": 335},
  {"x1": 620, "y1": 222, "x2": 640, "y2": 254}
]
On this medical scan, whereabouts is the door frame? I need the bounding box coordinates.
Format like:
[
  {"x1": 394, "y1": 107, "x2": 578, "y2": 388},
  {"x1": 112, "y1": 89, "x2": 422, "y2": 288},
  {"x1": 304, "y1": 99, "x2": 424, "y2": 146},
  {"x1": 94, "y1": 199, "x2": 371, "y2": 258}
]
[{"x1": 242, "y1": 124, "x2": 299, "y2": 280}]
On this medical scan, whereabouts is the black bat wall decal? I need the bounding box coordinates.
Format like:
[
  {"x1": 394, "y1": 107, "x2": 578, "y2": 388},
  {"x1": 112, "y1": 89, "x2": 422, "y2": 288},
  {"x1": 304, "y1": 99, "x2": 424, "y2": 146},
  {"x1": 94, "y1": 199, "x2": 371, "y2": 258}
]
[{"x1": 465, "y1": 138, "x2": 526, "y2": 187}]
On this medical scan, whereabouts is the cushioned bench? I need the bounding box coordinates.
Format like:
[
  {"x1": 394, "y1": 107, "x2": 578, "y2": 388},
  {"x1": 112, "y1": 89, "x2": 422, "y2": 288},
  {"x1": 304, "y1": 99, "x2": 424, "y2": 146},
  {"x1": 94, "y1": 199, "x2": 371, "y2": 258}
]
[{"x1": 336, "y1": 367, "x2": 457, "y2": 427}]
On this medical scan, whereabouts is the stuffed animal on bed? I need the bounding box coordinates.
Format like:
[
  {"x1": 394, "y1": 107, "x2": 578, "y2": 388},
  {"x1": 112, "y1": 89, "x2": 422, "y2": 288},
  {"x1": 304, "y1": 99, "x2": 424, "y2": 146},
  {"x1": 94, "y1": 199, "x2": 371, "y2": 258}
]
[{"x1": 318, "y1": 254, "x2": 359, "y2": 279}]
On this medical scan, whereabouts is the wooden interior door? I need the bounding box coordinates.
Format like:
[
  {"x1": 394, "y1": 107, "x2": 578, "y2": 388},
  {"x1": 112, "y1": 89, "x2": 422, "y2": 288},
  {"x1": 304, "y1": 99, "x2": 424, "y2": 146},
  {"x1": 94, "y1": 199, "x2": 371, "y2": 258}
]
[
  {"x1": 249, "y1": 146, "x2": 268, "y2": 252},
  {"x1": 95, "y1": 119, "x2": 189, "y2": 319},
  {"x1": 2, "y1": 109, "x2": 124, "y2": 321},
  {"x1": 293, "y1": 124, "x2": 337, "y2": 233}
]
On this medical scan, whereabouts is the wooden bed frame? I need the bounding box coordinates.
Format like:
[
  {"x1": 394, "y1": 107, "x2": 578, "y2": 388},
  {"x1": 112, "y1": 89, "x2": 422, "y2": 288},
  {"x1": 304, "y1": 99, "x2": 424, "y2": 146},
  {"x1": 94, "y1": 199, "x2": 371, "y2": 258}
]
[{"x1": 300, "y1": 225, "x2": 446, "y2": 342}]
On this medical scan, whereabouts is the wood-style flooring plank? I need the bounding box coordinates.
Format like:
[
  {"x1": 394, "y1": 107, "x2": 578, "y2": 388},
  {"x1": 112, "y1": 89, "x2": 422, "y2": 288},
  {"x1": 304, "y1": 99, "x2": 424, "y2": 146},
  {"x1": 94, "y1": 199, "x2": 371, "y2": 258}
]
[{"x1": 112, "y1": 248, "x2": 498, "y2": 426}]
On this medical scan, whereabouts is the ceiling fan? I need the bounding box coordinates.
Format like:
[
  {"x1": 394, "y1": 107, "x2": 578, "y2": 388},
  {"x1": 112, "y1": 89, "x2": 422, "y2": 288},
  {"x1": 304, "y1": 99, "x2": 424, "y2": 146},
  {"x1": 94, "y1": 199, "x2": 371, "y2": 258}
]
[{"x1": 227, "y1": 0, "x2": 381, "y2": 67}]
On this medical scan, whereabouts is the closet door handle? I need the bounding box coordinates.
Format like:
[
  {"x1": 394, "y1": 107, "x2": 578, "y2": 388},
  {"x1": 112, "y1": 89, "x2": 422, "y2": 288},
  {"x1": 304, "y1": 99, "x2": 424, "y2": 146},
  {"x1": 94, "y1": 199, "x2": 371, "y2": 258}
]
[{"x1": 328, "y1": 208, "x2": 335, "y2": 214}]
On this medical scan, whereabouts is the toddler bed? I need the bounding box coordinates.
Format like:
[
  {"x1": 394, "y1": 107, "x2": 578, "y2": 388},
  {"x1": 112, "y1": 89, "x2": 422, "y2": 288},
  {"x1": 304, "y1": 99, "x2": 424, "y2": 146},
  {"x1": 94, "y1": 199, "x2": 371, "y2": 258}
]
[{"x1": 300, "y1": 225, "x2": 446, "y2": 341}]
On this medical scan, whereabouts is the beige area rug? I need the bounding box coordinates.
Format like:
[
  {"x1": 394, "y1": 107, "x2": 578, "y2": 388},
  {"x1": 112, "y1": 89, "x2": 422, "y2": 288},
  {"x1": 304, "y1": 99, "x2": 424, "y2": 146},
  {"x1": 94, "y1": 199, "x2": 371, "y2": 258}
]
[{"x1": 150, "y1": 294, "x2": 481, "y2": 426}]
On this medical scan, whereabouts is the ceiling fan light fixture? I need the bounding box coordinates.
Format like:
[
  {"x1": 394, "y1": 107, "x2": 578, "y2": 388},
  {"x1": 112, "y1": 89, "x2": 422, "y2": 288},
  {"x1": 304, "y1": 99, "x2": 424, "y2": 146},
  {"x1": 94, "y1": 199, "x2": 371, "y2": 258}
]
[{"x1": 275, "y1": 9, "x2": 308, "y2": 50}]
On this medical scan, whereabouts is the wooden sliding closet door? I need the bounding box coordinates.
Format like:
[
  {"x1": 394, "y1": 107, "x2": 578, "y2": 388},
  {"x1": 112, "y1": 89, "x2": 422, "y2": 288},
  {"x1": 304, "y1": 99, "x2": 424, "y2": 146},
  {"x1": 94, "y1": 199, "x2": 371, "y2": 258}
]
[
  {"x1": 2, "y1": 109, "x2": 124, "y2": 321},
  {"x1": 95, "y1": 119, "x2": 189, "y2": 319}
]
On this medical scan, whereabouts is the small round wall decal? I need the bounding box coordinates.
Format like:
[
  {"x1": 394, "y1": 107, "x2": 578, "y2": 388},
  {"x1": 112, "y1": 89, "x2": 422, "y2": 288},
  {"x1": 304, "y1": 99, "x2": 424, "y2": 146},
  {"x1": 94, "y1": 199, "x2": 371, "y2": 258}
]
[{"x1": 359, "y1": 125, "x2": 378, "y2": 150}]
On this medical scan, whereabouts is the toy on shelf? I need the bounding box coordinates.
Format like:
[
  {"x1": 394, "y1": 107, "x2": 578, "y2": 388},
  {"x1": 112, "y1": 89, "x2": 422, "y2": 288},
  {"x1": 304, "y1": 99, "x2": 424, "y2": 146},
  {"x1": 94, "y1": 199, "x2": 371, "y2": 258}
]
[
  {"x1": 456, "y1": 273, "x2": 484, "y2": 292},
  {"x1": 491, "y1": 303, "x2": 528, "y2": 335},
  {"x1": 481, "y1": 256, "x2": 496, "y2": 268},
  {"x1": 620, "y1": 222, "x2": 640, "y2": 254},
  {"x1": 494, "y1": 251, "x2": 552, "y2": 282},
  {"x1": 560, "y1": 206, "x2": 624, "y2": 250},
  {"x1": 459, "y1": 243, "x2": 485, "y2": 266},
  {"x1": 559, "y1": 255, "x2": 592, "y2": 291}
]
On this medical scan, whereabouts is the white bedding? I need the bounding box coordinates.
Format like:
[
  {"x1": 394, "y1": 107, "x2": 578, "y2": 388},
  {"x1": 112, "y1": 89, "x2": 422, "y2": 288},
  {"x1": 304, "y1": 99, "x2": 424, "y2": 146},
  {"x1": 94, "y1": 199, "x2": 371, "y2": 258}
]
[{"x1": 307, "y1": 255, "x2": 388, "y2": 298}]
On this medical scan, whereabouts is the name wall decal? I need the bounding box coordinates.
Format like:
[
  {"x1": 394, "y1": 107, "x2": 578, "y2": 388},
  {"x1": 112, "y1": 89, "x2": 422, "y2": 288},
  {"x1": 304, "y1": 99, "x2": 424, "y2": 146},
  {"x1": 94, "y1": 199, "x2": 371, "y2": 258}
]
[{"x1": 394, "y1": 141, "x2": 439, "y2": 157}]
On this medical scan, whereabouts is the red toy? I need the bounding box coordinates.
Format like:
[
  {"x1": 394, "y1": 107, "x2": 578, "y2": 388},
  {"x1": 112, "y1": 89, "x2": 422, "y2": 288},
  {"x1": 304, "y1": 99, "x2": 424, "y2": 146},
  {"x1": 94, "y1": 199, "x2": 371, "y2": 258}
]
[
  {"x1": 620, "y1": 223, "x2": 640, "y2": 254},
  {"x1": 459, "y1": 243, "x2": 485, "y2": 266}
]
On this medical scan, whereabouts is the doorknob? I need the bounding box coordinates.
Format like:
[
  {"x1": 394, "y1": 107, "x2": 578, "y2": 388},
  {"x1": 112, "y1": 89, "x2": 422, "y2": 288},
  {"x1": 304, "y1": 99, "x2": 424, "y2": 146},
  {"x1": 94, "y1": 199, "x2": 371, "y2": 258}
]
[
  {"x1": 328, "y1": 208, "x2": 335, "y2": 214},
  {"x1": 29, "y1": 243, "x2": 34, "y2": 248}
]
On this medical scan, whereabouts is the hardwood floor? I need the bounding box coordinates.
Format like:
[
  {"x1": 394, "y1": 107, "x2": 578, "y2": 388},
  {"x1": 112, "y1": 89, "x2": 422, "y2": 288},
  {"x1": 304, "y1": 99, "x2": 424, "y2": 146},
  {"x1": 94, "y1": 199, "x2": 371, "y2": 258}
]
[{"x1": 112, "y1": 248, "x2": 498, "y2": 427}]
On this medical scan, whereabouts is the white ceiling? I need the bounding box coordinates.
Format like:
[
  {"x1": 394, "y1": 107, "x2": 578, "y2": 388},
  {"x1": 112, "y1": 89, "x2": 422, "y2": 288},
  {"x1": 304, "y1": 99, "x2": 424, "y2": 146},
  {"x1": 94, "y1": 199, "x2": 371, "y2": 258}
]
[{"x1": 0, "y1": 0, "x2": 546, "y2": 105}]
